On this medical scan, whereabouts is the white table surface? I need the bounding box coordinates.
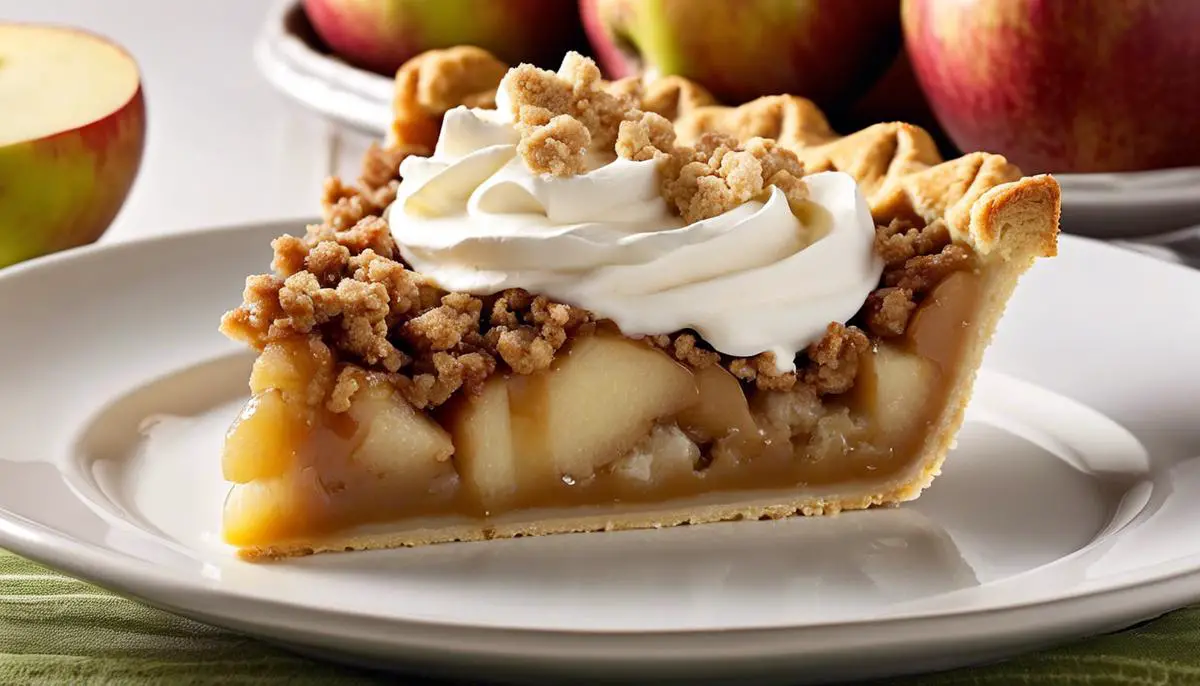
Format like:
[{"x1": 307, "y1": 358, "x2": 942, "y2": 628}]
[{"x1": 1, "y1": 0, "x2": 358, "y2": 242}]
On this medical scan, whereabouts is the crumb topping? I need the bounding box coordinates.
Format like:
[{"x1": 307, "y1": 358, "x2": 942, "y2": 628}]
[
  {"x1": 502, "y1": 54, "x2": 813, "y2": 225},
  {"x1": 862, "y1": 287, "x2": 916, "y2": 338},
  {"x1": 665, "y1": 134, "x2": 809, "y2": 224},
  {"x1": 502, "y1": 52, "x2": 636, "y2": 169},
  {"x1": 222, "y1": 211, "x2": 596, "y2": 409},
  {"x1": 647, "y1": 332, "x2": 721, "y2": 370},
  {"x1": 519, "y1": 113, "x2": 592, "y2": 177},
  {"x1": 725, "y1": 323, "x2": 870, "y2": 394},
  {"x1": 861, "y1": 218, "x2": 974, "y2": 340},
  {"x1": 222, "y1": 48, "x2": 990, "y2": 413}
]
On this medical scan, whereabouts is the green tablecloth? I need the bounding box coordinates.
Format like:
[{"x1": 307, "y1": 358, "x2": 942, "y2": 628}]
[{"x1": 4, "y1": 549, "x2": 1199, "y2": 685}]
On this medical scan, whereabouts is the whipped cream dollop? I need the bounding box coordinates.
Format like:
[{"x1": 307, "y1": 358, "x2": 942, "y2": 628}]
[{"x1": 387, "y1": 103, "x2": 883, "y2": 371}]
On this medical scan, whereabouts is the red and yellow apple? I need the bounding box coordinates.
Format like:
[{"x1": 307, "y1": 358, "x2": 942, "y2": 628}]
[
  {"x1": 0, "y1": 24, "x2": 145, "y2": 269},
  {"x1": 580, "y1": 0, "x2": 902, "y2": 110},
  {"x1": 903, "y1": 0, "x2": 1200, "y2": 173},
  {"x1": 304, "y1": 0, "x2": 588, "y2": 74}
]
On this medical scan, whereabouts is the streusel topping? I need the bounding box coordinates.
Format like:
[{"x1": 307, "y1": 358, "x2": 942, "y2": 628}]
[
  {"x1": 222, "y1": 49, "x2": 979, "y2": 411},
  {"x1": 497, "y1": 54, "x2": 812, "y2": 224}
]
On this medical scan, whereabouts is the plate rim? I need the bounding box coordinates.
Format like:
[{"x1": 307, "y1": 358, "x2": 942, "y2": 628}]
[{"x1": 1, "y1": 220, "x2": 1200, "y2": 644}]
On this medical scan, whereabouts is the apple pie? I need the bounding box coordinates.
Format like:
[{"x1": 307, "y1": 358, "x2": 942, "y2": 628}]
[{"x1": 219, "y1": 47, "x2": 1059, "y2": 559}]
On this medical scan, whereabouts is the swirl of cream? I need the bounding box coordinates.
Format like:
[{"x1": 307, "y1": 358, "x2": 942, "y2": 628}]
[{"x1": 387, "y1": 105, "x2": 883, "y2": 371}]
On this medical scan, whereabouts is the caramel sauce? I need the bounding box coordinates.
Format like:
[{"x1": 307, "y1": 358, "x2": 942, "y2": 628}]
[{"x1": 223, "y1": 270, "x2": 983, "y2": 546}]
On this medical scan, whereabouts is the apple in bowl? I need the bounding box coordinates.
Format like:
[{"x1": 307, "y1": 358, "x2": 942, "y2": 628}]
[
  {"x1": 579, "y1": 0, "x2": 902, "y2": 110},
  {"x1": 0, "y1": 23, "x2": 145, "y2": 269},
  {"x1": 303, "y1": 0, "x2": 588, "y2": 74},
  {"x1": 902, "y1": 0, "x2": 1200, "y2": 173}
]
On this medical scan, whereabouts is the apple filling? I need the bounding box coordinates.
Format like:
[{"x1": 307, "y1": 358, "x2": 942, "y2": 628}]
[{"x1": 221, "y1": 265, "x2": 980, "y2": 550}]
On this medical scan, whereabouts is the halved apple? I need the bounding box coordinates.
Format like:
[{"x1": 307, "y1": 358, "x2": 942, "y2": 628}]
[{"x1": 0, "y1": 23, "x2": 146, "y2": 267}]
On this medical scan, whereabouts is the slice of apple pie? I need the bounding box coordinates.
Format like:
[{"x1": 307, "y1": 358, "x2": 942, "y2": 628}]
[{"x1": 219, "y1": 48, "x2": 1059, "y2": 559}]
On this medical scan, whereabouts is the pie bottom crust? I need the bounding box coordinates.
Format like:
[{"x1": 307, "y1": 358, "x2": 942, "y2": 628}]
[{"x1": 234, "y1": 174, "x2": 1059, "y2": 560}]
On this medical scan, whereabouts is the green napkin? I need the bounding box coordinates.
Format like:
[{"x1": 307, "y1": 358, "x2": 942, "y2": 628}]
[{"x1": 3, "y1": 548, "x2": 1198, "y2": 685}]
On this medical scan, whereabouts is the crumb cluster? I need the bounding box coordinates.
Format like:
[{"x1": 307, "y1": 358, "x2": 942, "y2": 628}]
[
  {"x1": 861, "y1": 218, "x2": 973, "y2": 338},
  {"x1": 500, "y1": 54, "x2": 812, "y2": 224},
  {"x1": 501, "y1": 53, "x2": 632, "y2": 175},
  {"x1": 222, "y1": 48, "x2": 980, "y2": 412},
  {"x1": 620, "y1": 118, "x2": 810, "y2": 223}
]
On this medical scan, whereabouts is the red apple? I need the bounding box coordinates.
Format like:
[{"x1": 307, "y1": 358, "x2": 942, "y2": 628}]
[
  {"x1": 0, "y1": 24, "x2": 146, "y2": 269},
  {"x1": 580, "y1": 0, "x2": 902, "y2": 110},
  {"x1": 903, "y1": 0, "x2": 1200, "y2": 173},
  {"x1": 304, "y1": 0, "x2": 588, "y2": 75}
]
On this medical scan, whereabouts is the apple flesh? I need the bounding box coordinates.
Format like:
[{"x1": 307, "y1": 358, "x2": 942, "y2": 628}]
[
  {"x1": 304, "y1": 0, "x2": 588, "y2": 75},
  {"x1": 902, "y1": 0, "x2": 1200, "y2": 173},
  {"x1": 0, "y1": 24, "x2": 145, "y2": 269},
  {"x1": 446, "y1": 336, "x2": 698, "y2": 510},
  {"x1": 580, "y1": 0, "x2": 902, "y2": 110},
  {"x1": 852, "y1": 343, "x2": 939, "y2": 438}
]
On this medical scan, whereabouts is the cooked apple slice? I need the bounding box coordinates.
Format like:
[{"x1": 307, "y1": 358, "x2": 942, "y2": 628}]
[
  {"x1": 348, "y1": 383, "x2": 455, "y2": 484},
  {"x1": 222, "y1": 390, "x2": 306, "y2": 483},
  {"x1": 445, "y1": 378, "x2": 516, "y2": 509},
  {"x1": 906, "y1": 270, "x2": 982, "y2": 368},
  {"x1": 249, "y1": 338, "x2": 334, "y2": 398},
  {"x1": 445, "y1": 377, "x2": 555, "y2": 510},
  {"x1": 526, "y1": 336, "x2": 698, "y2": 480},
  {"x1": 223, "y1": 471, "x2": 322, "y2": 547},
  {"x1": 676, "y1": 364, "x2": 764, "y2": 457},
  {"x1": 854, "y1": 343, "x2": 939, "y2": 437},
  {"x1": 225, "y1": 339, "x2": 337, "y2": 483}
]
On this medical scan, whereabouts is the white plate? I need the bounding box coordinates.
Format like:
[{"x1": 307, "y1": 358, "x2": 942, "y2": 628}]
[{"x1": 1, "y1": 220, "x2": 1200, "y2": 684}]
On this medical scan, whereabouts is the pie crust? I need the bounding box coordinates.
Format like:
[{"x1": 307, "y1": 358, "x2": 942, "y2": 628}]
[{"x1": 219, "y1": 48, "x2": 1059, "y2": 560}]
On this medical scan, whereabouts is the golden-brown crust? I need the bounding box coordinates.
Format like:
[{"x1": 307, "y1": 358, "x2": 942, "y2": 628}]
[
  {"x1": 387, "y1": 46, "x2": 507, "y2": 152},
  {"x1": 605, "y1": 74, "x2": 717, "y2": 122},
  {"x1": 675, "y1": 95, "x2": 838, "y2": 151}
]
